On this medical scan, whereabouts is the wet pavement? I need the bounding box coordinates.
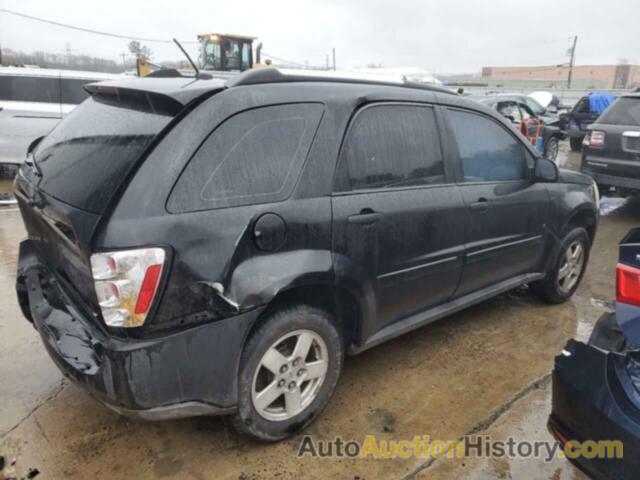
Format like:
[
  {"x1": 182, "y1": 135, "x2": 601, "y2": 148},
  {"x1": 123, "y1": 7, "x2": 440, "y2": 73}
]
[{"x1": 0, "y1": 144, "x2": 638, "y2": 479}]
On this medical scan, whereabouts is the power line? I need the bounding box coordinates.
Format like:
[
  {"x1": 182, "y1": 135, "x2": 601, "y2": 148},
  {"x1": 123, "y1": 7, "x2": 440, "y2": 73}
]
[{"x1": 0, "y1": 7, "x2": 198, "y2": 44}]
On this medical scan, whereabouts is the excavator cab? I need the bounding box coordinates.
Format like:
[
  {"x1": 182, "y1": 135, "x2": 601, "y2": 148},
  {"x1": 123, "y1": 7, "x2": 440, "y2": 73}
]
[{"x1": 197, "y1": 33, "x2": 262, "y2": 72}]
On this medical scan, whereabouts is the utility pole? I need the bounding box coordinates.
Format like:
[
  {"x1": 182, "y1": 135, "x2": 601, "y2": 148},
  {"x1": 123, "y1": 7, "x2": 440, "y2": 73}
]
[
  {"x1": 332, "y1": 47, "x2": 336, "y2": 71},
  {"x1": 567, "y1": 35, "x2": 578, "y2": 89}
]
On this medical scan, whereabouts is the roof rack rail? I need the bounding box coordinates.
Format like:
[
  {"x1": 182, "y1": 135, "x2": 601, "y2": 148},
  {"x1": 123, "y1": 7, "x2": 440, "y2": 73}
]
[{"x1": 225, "y1": 67, "x2": 455, "y2": 95}]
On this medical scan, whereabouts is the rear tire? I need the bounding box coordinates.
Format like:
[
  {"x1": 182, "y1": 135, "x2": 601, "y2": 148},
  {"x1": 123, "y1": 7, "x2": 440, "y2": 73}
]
[
  {"x1": 531, "y1": 227, "x2": 590, "y2": 304},
  {"x1": 232, "y1": 304, "x2": 343, "y2": 441},
  {"x1": 569, "y1": 137, "x2": 582, "y2": 151}
]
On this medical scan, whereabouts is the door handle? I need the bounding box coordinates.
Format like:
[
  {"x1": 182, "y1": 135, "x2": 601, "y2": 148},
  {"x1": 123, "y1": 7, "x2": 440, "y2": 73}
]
[
  {"x1": 348, "y1": 209, "x2": 383, "y2": 224},
  {"x1": 470, "y1": 198, "x2": 490, "y2": 213}
]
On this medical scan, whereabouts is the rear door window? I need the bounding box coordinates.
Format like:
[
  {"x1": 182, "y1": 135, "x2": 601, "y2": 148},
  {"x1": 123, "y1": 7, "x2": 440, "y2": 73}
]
[
  {"x1": 60, "y1": 78, "x2": 95, "y2": 105},
  {"x1": 599, "y1": 98, "x2": 640, "y2": 126},
  {"x1": 334, "y1": 104, "x2": 445, "y2": 192},
  {"x1": 168, "y1": 104, "x2": 324, "y2": 212},
  {"x1": 448, "y1": 109, "x2": 530, "y2": 182},
  {"x1": 0, "y1": 75, "x2": 60, "y2": 103},
  {"x1": 34, "y1": 95, "x2": 173, "y2": 213}
]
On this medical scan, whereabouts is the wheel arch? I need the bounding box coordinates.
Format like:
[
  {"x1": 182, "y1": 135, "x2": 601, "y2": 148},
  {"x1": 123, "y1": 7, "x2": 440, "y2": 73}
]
[{"x1": 242, "y1": 282, "x2": 366, "y2": 356}]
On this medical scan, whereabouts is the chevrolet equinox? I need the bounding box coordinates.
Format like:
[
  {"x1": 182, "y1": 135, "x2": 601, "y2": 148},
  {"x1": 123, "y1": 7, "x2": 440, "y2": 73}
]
[{"x1": 15, "y1": 68, "x2": 598, "y2": 441}]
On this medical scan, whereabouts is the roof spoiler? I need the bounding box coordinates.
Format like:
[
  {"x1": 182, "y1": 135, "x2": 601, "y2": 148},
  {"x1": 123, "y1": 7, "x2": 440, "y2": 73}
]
[{"x1": 84, "y1": 83, "x2": 184, "y2": 116}]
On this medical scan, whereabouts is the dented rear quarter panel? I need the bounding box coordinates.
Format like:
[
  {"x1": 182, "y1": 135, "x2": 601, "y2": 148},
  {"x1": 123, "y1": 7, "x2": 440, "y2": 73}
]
[{"x1": 97, "y1": 84, "x2": 360, "y2": 333}]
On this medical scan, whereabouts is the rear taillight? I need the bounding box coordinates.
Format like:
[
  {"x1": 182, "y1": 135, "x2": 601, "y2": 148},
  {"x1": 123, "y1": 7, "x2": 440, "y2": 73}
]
[
  {"x1": 590, "y1": 130, "x2": 606, "y2": 147},
  {"x1": 90, "y1": 248, "x2": 165, "y2": 327},
  {"x1": 617, "y1": 263, "x2": 640, "y2": 307}
]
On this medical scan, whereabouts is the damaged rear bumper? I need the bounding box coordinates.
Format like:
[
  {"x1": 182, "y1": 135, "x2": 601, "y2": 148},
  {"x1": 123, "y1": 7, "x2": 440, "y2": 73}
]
[
  {"x1": 17, "y1": 240, "x2": 263, "y2": 420},
  {"x1": 549, "y1": 330, "x2": 640, "y2": 479}
]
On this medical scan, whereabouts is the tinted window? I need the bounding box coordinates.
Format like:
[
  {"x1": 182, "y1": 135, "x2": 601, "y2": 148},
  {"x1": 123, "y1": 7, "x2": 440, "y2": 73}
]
[
  {"x1": 336, "y1": 105, "x2": 444, "y2": 191},
  {"x1": 0, "y1": 75, "x2": 60, "y2": 103},
  {"x1": 169, "y1": 104, "x2": 323, "y2": 212},
  {"x1": 34, "y1": 95, "x2": 172, "y2": 213},
  {"x1": 449, "y1": 109, "x2": 528, "y2": 182},
  {"x1": 60, "y1": 78, "x2": 95, "y2": 104},
  {"x1": 599, "y1": 98, "x2": 640, "y2": 126}
]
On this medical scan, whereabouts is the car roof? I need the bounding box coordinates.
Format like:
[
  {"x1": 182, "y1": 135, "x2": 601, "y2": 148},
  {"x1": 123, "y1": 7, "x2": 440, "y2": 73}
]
[
  {"x1": 0, "y1": 66, "x2": 121, "y2": 80},
  {"x1": 85, "y1": 67, "x2": 457, "y2": 107}
]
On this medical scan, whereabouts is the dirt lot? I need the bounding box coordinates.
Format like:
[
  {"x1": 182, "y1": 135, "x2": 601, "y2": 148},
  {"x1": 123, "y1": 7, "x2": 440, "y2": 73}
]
[{"x1": 0, "y1": 145, "x2": 636, "y2": 479}]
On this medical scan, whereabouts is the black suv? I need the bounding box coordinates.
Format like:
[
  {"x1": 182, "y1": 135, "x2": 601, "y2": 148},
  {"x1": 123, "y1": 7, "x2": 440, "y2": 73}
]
[
  {"x1": 581, "y1": 93, "x2": 640, "y2": 194},
  {"x1": 15, "y1": 69, "x2": 598, "y2": 441}
]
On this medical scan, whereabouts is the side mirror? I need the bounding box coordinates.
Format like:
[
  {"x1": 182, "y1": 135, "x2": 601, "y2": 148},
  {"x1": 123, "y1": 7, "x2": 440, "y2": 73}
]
[{"x1": 534, "y1": 157, "x2": 558, "y2": 182}]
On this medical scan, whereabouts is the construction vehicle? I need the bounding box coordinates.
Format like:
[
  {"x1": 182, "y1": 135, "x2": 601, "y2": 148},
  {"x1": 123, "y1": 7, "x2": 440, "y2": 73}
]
[
  {"x1": 136, "y1": 33, "x2": 263, "y2": 77},
  {"x1": 197, "y1": 33, "x2": 263, "y2": 72}
]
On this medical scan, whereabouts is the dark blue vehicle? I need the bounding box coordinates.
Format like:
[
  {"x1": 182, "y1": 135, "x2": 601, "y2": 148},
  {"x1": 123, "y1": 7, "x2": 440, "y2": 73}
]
[
  {"x1": 550, "y1": 228, "x2": 640, "y2": 479},
  {"x1": 560, "y1": 92, "x2": 615, "y2": 151}
]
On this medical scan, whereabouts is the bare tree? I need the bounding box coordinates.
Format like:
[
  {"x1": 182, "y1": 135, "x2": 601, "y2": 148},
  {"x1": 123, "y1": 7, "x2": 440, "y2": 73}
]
[{"x1": 127, "y1": 41, "x2": 153, "y2": 61}]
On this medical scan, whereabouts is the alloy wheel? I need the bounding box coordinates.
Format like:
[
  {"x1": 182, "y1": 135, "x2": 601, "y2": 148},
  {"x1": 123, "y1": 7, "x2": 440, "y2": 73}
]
[
  {"x1": 557, "y1": 240, "x2": 585, "y2": 294},
  {"x1": 251, "y1": 329, "x2": 328, "y2": 421}
]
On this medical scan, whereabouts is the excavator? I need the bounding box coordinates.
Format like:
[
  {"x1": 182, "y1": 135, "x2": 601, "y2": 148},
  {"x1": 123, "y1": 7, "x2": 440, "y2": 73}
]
[{"x1": 136, "y1": 33, "x2": 263, "y2": 77}]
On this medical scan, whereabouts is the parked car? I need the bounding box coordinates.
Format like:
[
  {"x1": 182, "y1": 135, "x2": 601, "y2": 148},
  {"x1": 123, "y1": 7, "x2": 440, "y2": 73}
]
[
  {"x1": 474, "y1": 95, "x2": 566, "y2": 162},
  {"x1": 581, "y1": 93, "x2": 640, "y2": 195},
  {"x1": 560, "y1": 92, "x2": 615, "y2": 151},
  {"x1": 15, "y1": 68, "x2": 598, "y2": 441},
  {"x1": 0, "y1": 67, "x2": 118, "y2": 203},
  {"x1": 549, "y1": 228, "x2": 640, "y2": 480}
]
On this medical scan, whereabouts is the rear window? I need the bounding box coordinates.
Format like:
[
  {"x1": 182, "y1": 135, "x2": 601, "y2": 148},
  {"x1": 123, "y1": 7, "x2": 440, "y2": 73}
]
[
  {"x1": 34, "y1": 95, "x2": 173, "y2": 213},
  {"x1": 599, "y1": 98, "x2": 640, "y2": 126},
  {"x1": 168, "y1": 103, "x2": 323, "y2": 212},
  {"x1": 0, "y1": 75, "x2": 60, "y2": 103}
]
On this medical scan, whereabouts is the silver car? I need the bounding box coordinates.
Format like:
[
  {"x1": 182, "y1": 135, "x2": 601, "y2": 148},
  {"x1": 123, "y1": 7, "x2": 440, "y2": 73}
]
[{"x1": 0, "y1": 67, "x2": 118, "y2": 203}]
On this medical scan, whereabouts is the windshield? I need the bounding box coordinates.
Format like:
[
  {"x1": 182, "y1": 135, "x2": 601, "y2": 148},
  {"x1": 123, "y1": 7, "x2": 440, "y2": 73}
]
[
  {"x1": 34, "y1": 95, "x2": 173, "y2": 213},
  {"x1": 524, "y1": 97, "x2": 544, "y2": 115},
  {"x1": 202, "y1": 41, "x2": 222, "y2": 70}
]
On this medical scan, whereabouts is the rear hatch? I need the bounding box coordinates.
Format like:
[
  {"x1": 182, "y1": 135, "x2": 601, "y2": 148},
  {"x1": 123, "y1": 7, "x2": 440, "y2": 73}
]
[
  {"x1": 14, "y1": 87, "x2": 181, "y2": 316},
  {"x1": 584, "y1": 96, "x2": 640, "y2": 180}
]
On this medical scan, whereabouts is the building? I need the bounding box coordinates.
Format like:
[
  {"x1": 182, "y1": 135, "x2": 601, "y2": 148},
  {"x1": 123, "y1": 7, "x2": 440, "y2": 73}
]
[{"x1": 481, "y1": 64, "x2": 640, "y2": 89}]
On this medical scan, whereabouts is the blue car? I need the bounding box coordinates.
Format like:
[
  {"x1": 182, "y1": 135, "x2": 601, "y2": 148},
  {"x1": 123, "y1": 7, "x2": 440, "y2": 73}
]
[{"x1": 549, "y1": 228, "x2": 640, "y2": 479}]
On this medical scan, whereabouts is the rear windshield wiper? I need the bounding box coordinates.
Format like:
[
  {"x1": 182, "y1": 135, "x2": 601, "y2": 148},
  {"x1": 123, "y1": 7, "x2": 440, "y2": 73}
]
[
  {"x1": 25, "y1": 152, "x2": 43, "y2": 177},
  {"x1": 25, "y1": 136, "x2": 44, "y2": 177}
]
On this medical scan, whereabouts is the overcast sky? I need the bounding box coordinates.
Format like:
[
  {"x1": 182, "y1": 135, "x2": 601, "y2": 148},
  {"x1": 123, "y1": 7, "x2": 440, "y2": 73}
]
[{"x1": 1, "y1": 0, "x2": 638, "y2": 73}]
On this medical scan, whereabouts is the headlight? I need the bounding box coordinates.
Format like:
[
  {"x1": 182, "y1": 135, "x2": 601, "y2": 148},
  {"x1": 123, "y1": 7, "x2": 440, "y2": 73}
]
[{"x1": 592, "y1": 180, "x2": 600, "y2": 212}]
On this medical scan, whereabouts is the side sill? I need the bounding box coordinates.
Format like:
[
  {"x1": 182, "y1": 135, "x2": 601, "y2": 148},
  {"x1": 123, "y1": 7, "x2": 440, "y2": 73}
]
[{"x1": 349, "y1": 272, "x2": 544, "y2": 355}]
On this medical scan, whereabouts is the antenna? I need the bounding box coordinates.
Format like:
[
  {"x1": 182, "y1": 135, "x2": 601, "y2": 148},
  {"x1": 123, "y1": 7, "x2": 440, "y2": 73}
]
[{"x1": 173, "y1": 38, "x2": 211, "y2": 79}]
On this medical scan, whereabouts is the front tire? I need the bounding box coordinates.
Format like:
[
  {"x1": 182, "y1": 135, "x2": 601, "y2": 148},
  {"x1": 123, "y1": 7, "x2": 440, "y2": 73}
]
[
  {"x1": 532, "y1": 227, "x2": 590, "y2": 304},
  {"x1": 233, "y1": 304, "x2": 343, "y2": 441},
  {"x1": 544, "y1": 136, "x2": 560, "y2": 162}
]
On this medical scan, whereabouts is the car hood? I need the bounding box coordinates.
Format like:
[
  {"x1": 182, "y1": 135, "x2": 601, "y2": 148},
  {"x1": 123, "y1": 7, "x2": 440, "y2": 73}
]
[{"x1": 558, "y1": 168, "x2": 592, "y2": 185}]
